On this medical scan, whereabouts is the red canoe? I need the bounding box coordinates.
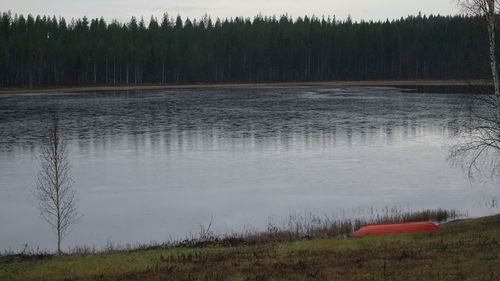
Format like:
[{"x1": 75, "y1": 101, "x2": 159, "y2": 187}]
[{"x1": 353, "y1": 221, "x2": 439, "y2": 237}]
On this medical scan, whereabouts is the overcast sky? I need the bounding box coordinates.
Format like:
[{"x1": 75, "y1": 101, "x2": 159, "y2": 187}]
[{"x1": 4, "y1": 0, "x2": 459, "y2": 23}]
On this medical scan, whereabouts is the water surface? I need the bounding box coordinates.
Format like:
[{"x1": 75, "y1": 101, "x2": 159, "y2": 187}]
[{"x1": 0, "y1": 86, "x2": 498, "y2": 251}]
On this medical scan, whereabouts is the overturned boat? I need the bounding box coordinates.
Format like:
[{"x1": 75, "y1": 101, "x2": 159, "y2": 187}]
[{"x1": 353, "y1": 221, "x2": 439, "y2": 237}]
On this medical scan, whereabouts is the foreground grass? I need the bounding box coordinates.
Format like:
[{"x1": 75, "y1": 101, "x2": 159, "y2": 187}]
[{"x1": 1, "y1": 214, "x2": 498, "y2": 281}]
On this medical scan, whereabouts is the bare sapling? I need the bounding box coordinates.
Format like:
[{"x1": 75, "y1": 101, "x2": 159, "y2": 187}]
[{"x1": 35, "y1": 111, "x2": 80, "y2": 254}]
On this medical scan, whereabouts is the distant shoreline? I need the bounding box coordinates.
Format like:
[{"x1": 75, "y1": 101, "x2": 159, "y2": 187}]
[{"x1": 0, "y1": 79, "x2": 490, "y2": 94}]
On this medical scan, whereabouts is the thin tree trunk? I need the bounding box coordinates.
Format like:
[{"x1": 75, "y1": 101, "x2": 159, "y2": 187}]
[
  {"x1": 29, "y1": 70, "x2": 33, "y2": 89},
  {"x1": 162, "y1": 61, "x2": 165, "y2": 84},
  {"x1": 54, "y1": 62, "x2": 58, "y2": 86},
  {"x1": 57, "y1": 223, "x2": 61, "y2": 254},
  {"x1": 215, "y1": 64, "x2": 218, "y2": 82},
  {"x1": 486, "y1": 1, "x2": 500, "y2": 123},
  {"x1": 53, "y1": 122, "x2": 61, "y2": 255},
  {"x1": 126, "y1": 61, "x2": 129, "y2": 84},
  {"x1": 94, "y1": 58, "x2": 97, "y2": 84},
  {"x1": 105, "y1": 56, "x2": 108, "y2": 85},
  {"x1": 134, "y1": 64, "x2": 137, "y2": 85},
  {"x1": 38, "y1": 56, "x2": 43, "y2": 86}
]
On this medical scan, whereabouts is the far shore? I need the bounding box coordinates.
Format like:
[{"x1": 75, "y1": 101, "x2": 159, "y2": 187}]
[{"x1": 0, "y1": 79, "x2": 491, "y2": 94}]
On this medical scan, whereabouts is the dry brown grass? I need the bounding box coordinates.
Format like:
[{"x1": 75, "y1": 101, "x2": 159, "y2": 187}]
[
  {"x1": 177, "y1": 208, "x2": 459, "y2": 248},
  {"x1": 1, "y1": 213, "x2": 497, "y2": 281}
]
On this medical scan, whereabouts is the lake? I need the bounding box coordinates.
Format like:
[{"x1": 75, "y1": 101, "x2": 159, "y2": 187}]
[{"x1": 0, "y1": 86, "x2": 498, "y2": 252}]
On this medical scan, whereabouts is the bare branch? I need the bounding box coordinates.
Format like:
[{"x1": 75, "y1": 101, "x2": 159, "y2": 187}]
[{"x1": 34, "y1": 110, "x2": 80, "y2": 254}]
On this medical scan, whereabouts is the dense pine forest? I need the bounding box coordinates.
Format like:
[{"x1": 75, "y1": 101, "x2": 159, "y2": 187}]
[{"x1": 0, "y1": 11, "x2": 493, "y2": 88}]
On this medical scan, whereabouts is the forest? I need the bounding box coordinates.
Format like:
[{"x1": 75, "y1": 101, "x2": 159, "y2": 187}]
[{"x1": 0, "y1": 11, "x2": 493, "y2": 87}]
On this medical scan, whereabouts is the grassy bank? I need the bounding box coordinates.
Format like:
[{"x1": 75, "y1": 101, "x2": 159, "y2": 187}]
[
  {"x1": 0, "y1": 79, "x2": 489, "y2": 94},
  {"x1": 1, "y1": 211, "x2": 498, "y2": 281}
]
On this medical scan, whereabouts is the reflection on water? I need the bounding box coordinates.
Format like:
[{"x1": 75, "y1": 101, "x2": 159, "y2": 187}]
[
  {"x1": 0, "y1": 87, "x2": 466, "y2": 150},
  {"x1": 0, "y1": 86, "x2": 498, "y2": 251}
]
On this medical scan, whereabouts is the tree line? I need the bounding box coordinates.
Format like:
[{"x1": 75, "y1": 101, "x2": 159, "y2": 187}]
[{"x1": 0, "y1": 11, "x2": 493, "y2": 88}]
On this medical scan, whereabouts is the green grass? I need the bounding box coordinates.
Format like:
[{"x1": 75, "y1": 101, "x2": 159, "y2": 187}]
[{"x1": 1, "y1": 214, "x2": 499, "y2": 281}]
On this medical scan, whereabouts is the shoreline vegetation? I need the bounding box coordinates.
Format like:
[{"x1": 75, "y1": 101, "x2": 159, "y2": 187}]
[
  {"x1": 0, "y1": 79, "x2": 492, "y2": 94},
  {"x1": 2, "y1": 209, "x2": 460, "y2": 256},
  {"x1": 1, "y1": 210, "x2": 498, "y2": 281}
]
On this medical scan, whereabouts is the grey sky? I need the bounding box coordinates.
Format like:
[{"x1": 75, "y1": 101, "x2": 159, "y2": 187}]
[{"x1": 3, "y1": 0, "x2": 458, "y2": 23}]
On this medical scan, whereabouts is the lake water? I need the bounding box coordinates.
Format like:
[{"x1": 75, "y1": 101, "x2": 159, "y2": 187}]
[{"x1": 0, "y1": 86, "x2": 498, "y2": 252}]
